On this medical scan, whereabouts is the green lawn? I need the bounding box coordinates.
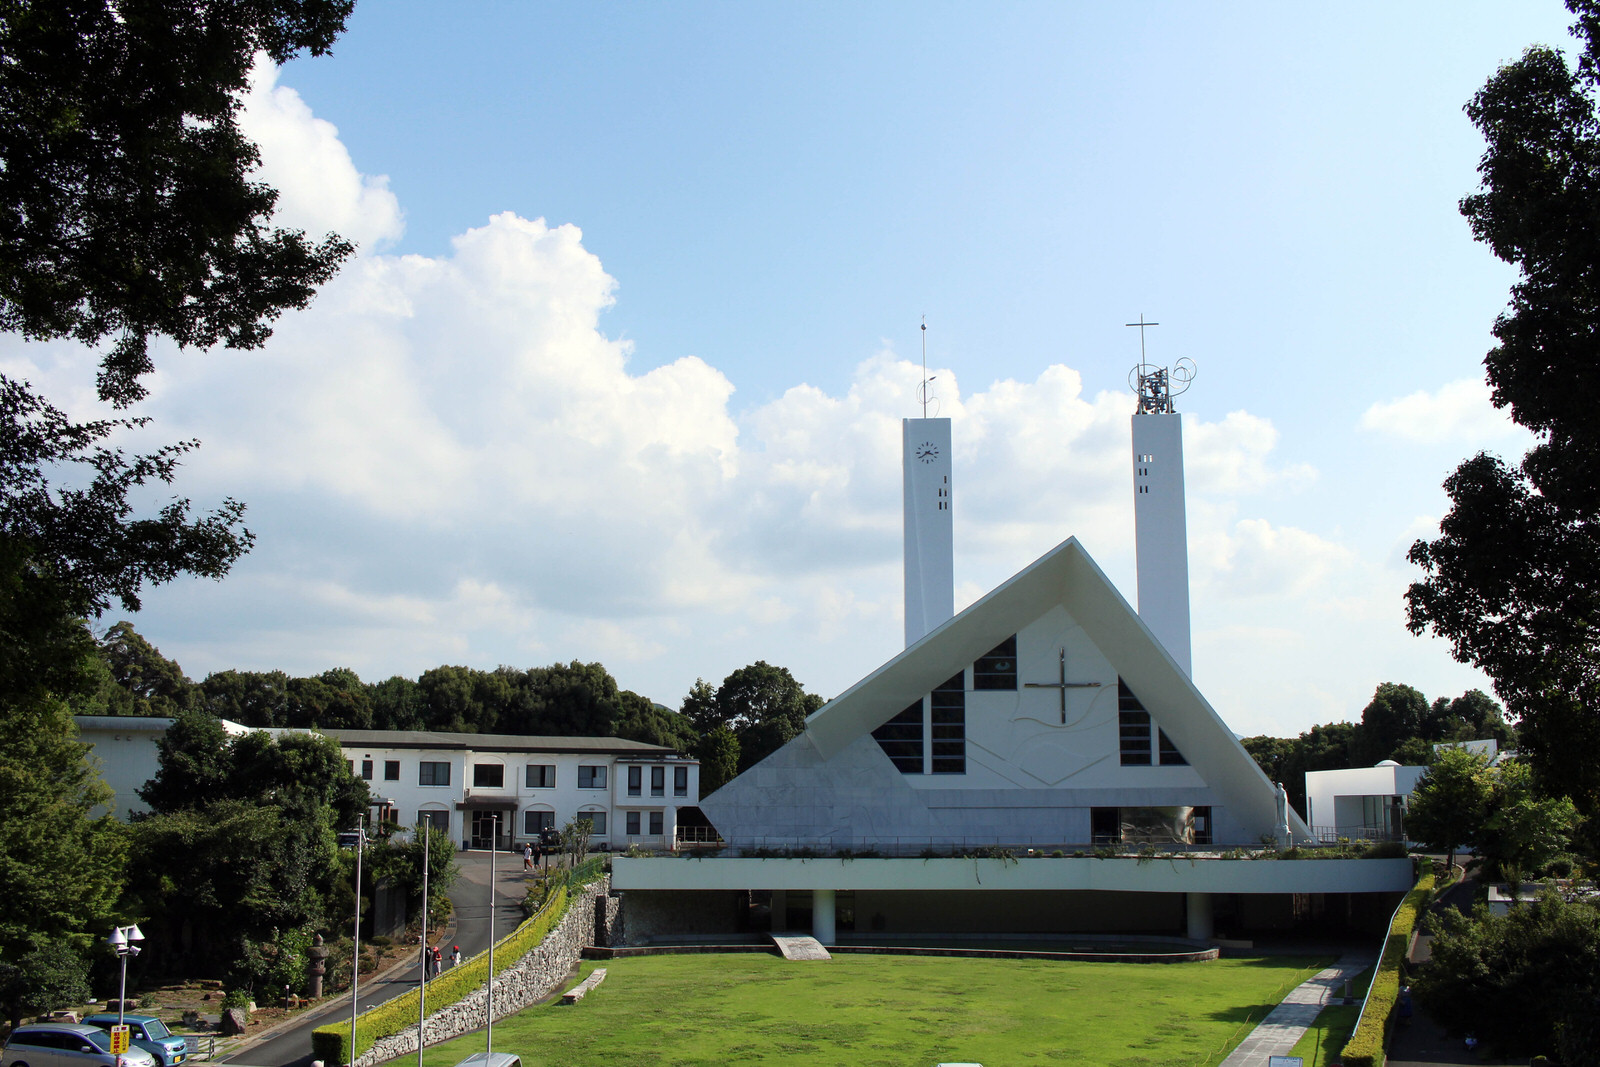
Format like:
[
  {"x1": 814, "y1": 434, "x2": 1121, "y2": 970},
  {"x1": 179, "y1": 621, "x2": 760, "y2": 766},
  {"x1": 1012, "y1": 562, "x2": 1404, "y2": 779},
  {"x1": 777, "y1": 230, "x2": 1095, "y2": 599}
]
[{"x1": 413, "y1": 952, "x2": 1333, "y2": 1067}]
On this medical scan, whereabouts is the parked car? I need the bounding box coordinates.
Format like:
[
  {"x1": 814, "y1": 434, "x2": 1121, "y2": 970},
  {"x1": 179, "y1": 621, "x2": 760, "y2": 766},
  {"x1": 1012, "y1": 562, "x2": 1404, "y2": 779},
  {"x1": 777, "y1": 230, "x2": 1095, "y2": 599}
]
[
  {"x1": 1, "y1": 1024, "x2": 158, "y2": 1067},
  {"x1": 79, "y1": 1016, "x2": 185, "y2": 1067}
]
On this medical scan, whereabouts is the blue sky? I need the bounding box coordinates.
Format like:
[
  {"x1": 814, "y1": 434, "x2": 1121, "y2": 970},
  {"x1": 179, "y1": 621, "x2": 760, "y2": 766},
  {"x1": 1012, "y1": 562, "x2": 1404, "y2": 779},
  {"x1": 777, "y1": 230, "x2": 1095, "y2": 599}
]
[{"x1": 3, "y1": 2, "x2": 1577, "y2": 736}]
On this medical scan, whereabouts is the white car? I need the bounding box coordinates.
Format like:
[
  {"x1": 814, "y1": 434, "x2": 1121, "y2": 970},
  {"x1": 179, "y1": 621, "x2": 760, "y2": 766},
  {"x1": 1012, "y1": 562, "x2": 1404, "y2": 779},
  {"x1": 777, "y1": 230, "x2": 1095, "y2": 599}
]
[{"x1": 2, "y1": 1024, "x2": 158, "y2": 1067}]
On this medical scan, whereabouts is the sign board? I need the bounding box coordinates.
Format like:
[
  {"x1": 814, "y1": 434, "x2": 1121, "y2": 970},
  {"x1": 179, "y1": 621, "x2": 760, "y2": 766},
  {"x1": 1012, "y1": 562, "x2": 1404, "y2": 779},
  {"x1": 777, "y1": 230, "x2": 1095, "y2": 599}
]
[
  {"x1": 1267, "y1": 1058, "x2": 1303, "y2": 1067},
  {"x1": 109, "y1": 1026, "x2": 131, "y2": 1054}
]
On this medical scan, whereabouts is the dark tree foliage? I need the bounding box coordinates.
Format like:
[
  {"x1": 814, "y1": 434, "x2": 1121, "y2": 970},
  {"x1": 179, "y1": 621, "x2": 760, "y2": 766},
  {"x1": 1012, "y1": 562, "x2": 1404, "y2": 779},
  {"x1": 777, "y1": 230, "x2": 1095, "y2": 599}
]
[
  {"x1": 1414, "y1": 890, "x2": 1600, "y2": 1058},
  {"x1": 694, "y1": 725, "x2": 740, "y2": 796},
  {"x1": 0, "y1": 942, "x2": 92, "y2": 1032},
  {"x1": 197, "y1": 668, "x2": 292, "y2": 725},
  {"x1": 0, "y1": 0, "x2": 354, "y2": 408},
  {"x1": 1242, "y1": 721, "x2": 1359, "y2": 820},
  {"x1": 0, "y1": 383, "x2": 253, "y2": 615},
  {"x1": 1357, "y1": 682, "x2": 1429, "y2": 763},
  {"x1": 131, "y1": 721, "x2": 368, "y2": 975},
  {"x1": 613, "y1": 691, "x2": 697, "y2": 754},
  {"x1": 713, "y1": 661, "x2": 825, "y2": 771},
  {"x1": 98, "y1": 621, "x2": 196, "y2": 716},
  {"x1": 0, "y1": 545, "x2": 126, "y2": 960},
  {"x1": 1407, "y1": 0, "x2": 1600, "y2": 815}
]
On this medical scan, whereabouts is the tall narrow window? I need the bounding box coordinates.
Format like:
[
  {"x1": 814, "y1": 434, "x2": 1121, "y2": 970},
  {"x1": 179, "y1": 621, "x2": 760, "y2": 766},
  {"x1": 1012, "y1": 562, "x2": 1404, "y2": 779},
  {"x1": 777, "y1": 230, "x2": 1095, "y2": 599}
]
[
  {"x1": 674, "y1": 766, "x2": 689, "y2": 797},
  {"x1": 930, "y1": 672, "x2": 966, "y2": 774},
  {"x1": 973, "y1": 636, "x2": 1018, "y2": 690},
  {"x1": 1158, "y1": 730, "x2": 1189, "y2": 766},
  {"x1": 650, "y1": 766, "x2": 665, "y2": 797},
  {"x1": 627, "y1": 766, "x2": 642, "y2": 796},
  {"x1": 1118, "y1": 679, "x2": 1152, "y2": 766},
  {"x1": 873, "y1": 701, "x2": 925, "y2": 774}
]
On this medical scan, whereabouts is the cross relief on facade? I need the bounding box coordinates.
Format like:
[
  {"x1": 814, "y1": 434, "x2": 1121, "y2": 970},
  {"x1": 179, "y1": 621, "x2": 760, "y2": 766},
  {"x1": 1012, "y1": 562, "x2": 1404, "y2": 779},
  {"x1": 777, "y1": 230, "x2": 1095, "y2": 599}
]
[{"x1": 1023, "y1": 648, "x2": 1103, "y2": 724}]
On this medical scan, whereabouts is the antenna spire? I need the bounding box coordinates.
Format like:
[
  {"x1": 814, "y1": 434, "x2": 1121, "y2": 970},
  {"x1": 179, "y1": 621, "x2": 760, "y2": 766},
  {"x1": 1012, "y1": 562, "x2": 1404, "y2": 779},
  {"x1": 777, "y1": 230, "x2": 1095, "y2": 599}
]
[
  {"x1": 917, "y1": 317, "x2": 938, "y2": 417},
  {"x1": 1126, "y1": 314, "x2": 1196, "y2": 415}
]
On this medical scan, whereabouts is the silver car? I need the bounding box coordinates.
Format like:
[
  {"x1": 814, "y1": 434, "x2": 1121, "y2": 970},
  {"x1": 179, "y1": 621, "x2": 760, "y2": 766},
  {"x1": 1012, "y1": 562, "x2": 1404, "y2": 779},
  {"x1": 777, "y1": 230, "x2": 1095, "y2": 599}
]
[{"x1": 1, "y1": 1024, "x2": 158, "y2": 1067}]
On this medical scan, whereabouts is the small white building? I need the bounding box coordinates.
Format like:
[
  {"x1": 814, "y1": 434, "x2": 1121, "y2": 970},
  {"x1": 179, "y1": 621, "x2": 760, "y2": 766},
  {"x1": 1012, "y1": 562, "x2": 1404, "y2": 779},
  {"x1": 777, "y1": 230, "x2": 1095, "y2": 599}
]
[
  {"x1": 1304, "y1": 762, "x2": 1428, "y2": 843},
  {"x1": 1303, "y1": 741, "x2": 1502, "y2": 844},
  {"x1": 325, "y1": 729, "x2": 698, "y2": 852}
]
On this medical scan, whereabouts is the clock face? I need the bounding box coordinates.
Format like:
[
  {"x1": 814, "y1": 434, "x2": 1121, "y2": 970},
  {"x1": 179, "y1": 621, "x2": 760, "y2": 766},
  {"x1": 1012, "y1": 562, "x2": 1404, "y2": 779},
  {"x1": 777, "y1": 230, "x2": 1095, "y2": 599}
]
[{"x1": 916, "y1": 442, "x2": 940, "y2": 463}]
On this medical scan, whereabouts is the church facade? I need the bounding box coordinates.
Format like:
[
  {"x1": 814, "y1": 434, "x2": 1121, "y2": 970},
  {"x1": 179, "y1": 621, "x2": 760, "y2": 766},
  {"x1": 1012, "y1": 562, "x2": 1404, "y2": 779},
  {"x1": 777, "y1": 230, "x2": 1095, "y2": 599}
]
[{"x1": 612, "y1": 350, "x2": 1414, "y2": 944}]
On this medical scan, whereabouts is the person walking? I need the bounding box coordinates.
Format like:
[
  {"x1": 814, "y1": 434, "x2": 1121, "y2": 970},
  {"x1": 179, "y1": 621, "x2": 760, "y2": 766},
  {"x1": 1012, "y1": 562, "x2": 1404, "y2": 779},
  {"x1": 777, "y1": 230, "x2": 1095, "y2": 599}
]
[
  {"x1": 451, "y1": 945, "x2": 461, "y2": 969},
  {"x1": 431, "y1": 945, "x2": 442, "y2": 977},
  {"x1": 522, "y1": 841, "x2": 533, "y2": 870}
]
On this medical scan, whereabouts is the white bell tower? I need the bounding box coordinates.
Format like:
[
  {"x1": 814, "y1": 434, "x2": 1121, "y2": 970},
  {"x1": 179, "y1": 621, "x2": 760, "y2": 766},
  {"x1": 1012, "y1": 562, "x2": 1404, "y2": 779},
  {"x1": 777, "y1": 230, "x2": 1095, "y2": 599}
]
[
  {"x1": 1128, "y1": 318, "x2": 1195, "y2": 677},
  {"x1": 904, "y1": 321, "x2": 954, "y2": 647}
]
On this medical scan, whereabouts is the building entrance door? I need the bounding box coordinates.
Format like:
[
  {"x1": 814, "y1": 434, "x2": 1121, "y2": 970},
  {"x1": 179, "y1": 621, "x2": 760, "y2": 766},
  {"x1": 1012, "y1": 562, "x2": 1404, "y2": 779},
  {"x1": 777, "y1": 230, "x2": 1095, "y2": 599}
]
[{"x1": 470, "y1": 810, "x2": 505, "y2": 850}]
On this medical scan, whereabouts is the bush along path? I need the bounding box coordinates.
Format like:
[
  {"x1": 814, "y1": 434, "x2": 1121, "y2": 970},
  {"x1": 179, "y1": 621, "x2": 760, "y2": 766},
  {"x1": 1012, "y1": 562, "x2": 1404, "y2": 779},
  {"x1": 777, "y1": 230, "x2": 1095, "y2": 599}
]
[{"x1": 314, "y1": 859, "x2": 609, "y2": 1067}]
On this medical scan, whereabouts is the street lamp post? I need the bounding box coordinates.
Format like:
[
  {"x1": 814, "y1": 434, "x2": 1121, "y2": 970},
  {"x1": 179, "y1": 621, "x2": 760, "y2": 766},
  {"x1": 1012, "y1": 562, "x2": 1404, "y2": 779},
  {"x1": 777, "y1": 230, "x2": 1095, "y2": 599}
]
[{"x1": 107, "y1": 924, "x2": 144, "y2": 1067}]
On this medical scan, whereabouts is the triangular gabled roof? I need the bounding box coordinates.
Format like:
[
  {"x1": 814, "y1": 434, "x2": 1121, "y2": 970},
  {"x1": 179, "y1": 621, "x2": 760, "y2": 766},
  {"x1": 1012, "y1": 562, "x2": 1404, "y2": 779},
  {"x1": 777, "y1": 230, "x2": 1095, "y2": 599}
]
[{"x1": 797, "y1": 536, "x2": 1310, "y2": 839}]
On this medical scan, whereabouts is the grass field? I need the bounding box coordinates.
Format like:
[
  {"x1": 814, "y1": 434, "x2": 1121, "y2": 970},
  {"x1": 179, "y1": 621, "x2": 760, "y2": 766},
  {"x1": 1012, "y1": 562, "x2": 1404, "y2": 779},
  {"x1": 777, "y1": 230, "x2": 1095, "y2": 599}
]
[
  {"x1": 412, "y1": 952, "x2": 1334, "y2": 1067},
  {"x1": 1286, "y1": 964, "x2": 1374, "y2": 1067}
]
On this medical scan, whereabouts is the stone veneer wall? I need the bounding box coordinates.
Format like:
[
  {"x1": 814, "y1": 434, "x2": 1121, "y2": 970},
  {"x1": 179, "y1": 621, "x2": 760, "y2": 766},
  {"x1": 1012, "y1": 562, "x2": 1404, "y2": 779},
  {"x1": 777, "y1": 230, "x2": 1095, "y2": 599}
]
[{"x1": 356, "y1": 878, "x2": 611, "y2": 1067}]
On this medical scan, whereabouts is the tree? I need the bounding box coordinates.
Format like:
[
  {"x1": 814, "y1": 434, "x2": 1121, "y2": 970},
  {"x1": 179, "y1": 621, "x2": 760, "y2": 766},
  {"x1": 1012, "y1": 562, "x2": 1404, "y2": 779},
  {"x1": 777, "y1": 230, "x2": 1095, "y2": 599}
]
[
  {"x1": 0, "y1": 0, "x2": 354, "y2": 410},
  {"x1": 1403, "y1": 746, "x2": 1494, "y2": 867},
  {"x1": 680, "y1": 677, "x2": 720, "y2": 734},
  {"x1": 613, "y1": 692, "x2": 697, "y2": 754},
  {"x1": 1, "y1": 384, "x2": 253, "y2": 617},
  {"x1": 99, "y1": 622, "x2": 196, "y2": 716},
  {"x1": 1477, "y1": 759, "x2": 1579, "y2": 881},
  {"x1": 0, "y1": 942, "x2": 93, "y2": 1032},
  {"x1": 563, "y1": 817, "x2": 593, "y2": 869},
  {"x1": 694, "y1": 726, "x2": 740, "y2": 796},
  {"x1": 1407, "y1": 0, "x2": 1600, "y2": 816},
  {"x1": 714, "y1": 661, "x2": 825, "y2": 771},
  {"x1": 137, "y1": 707, "x2": 233, "y2": 813},
  {"x1": 1414, "y1": 889, "x2": 1600, "y2": 1058},
  {"x1": 1356, "y1": 683, "x2": 1429, "y2": 764}
]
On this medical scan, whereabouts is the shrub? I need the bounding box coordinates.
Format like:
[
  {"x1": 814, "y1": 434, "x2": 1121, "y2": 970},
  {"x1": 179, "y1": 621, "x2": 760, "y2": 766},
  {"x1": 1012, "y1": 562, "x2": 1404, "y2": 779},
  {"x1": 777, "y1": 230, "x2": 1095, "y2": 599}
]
[
  {"x1": 220, "y1": 989, "x2": 253, "y2": 1012},
  {"x1": 1339, "y1": 868, "x2": 1434, "y2": 1067}
]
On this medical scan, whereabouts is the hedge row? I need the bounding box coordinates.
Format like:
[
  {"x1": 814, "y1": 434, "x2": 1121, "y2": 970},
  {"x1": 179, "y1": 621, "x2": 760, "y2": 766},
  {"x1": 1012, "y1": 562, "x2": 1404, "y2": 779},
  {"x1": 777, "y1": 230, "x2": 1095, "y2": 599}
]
[
  {"x1": 1339, "y1": 866, "x2": 1436, "y2": 1067},
  {"x1": 313, "y1": 859, "x2": 606, "y2": 1066}
]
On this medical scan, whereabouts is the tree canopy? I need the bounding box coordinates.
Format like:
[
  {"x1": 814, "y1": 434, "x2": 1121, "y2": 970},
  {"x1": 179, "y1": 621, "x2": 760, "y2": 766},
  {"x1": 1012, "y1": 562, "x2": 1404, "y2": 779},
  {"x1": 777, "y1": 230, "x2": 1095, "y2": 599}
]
[{"x1": 1407, "y1": 0, "x2": 1600, "y2": 815}]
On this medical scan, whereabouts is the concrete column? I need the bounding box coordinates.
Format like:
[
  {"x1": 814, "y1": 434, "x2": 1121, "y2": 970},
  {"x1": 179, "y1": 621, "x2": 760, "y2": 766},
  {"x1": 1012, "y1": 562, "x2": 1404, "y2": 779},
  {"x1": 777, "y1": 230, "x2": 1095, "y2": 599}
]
[
  {"x1": 1186, "y1": 892, "x2": 1214, "y2": 941},
  {"x1": 813, "y1": 889, "x2": 836, "y2": 945},
  {"x1": 770, "y1": 890, "x2": 787, "y2": 932}
]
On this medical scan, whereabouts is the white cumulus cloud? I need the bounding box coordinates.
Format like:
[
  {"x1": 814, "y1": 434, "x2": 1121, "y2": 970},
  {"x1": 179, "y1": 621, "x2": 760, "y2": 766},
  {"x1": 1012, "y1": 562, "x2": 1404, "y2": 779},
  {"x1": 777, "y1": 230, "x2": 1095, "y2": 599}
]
[{"x1": 1359, "y1": 377, "x2": 1526, "y2": 445}]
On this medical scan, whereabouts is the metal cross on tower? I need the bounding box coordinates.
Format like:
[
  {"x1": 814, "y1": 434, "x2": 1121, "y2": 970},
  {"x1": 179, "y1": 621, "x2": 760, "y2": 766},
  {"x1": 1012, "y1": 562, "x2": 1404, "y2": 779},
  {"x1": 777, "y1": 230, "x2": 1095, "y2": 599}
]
[{"x1": 1024, "y1": 648, "x2": 1103, "y2": 723}]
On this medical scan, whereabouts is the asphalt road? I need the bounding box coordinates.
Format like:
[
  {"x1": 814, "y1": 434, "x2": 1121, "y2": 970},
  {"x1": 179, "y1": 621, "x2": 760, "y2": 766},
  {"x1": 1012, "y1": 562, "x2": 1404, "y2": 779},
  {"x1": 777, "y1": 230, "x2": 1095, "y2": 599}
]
[{"x1": 225, "y1": 850, "x2": 539, "y2": 1067}]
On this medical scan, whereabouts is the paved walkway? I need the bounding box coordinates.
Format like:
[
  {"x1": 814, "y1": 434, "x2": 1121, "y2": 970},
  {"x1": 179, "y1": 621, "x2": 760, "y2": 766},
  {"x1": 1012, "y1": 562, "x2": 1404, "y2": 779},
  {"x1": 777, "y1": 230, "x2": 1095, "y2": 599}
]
[{"x1": 1218, "y1": 954, "x2": 1375, "y2": 1067}]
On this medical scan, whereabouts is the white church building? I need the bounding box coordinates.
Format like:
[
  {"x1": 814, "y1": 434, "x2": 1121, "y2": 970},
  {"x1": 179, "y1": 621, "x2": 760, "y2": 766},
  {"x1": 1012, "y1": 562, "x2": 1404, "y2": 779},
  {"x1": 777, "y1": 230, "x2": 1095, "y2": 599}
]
[{"x1": 612, "y1": 348, "x2": 1414, "y2": 944}]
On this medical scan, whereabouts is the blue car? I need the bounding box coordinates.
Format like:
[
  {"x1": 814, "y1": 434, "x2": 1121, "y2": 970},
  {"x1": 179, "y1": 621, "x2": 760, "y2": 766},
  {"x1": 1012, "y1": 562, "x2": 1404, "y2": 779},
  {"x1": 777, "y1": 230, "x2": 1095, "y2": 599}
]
[{"x1": 79, "y1": 1017, "x2": 185, "y2": 1067}]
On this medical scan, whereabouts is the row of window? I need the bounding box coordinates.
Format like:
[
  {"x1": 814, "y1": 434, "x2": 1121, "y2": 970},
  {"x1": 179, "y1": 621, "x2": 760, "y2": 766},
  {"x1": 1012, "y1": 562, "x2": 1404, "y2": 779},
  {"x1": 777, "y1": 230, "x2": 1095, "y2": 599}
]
[
  {"x1": 352, "y1": 759, "x2": 635, "y2": 790},
  {"x1": 413, "y1": 808, "x2": 669, "y2": 837},
  {"x1": 624, "y1": 764, "x2": 690, "y2": 797},
  {"x1": 871, "y1": 633, "x2": 1191, "y2": 775},
  {"x1": 1117, "y1": 681, "x2": 1188, "y2": 766}
]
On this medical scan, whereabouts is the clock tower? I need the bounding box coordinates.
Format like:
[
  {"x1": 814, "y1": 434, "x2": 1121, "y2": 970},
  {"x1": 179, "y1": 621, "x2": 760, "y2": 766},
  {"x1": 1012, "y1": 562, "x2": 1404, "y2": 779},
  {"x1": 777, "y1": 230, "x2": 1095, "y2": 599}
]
[{"x1": 903, "y1": 416, "x2": 953, "y2": 647}]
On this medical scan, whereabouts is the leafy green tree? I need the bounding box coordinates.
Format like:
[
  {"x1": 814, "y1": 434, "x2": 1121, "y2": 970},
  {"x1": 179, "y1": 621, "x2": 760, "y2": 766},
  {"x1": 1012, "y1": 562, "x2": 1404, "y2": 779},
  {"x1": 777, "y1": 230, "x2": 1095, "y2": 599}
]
[
  {"x1": 680, "y1": 677, "x2": 721, "y2": 734},
  {"x1": 0, "y1": 0, "x2": 354, "y2": 410},
  {"x1": 137, "y1": 707, "x2": 234, "y2": 812},
  {"x1": 369, "y1": 675, "x2": 426, "y2": 731},
  {"x1": 694, "y1": 726, "x2": 740, "y2": 796},
  {"x1": 131, "y1": 721, "x2": 368, "y2": 975},
  {"x1": 1356, "y1": 682, "x2": 1429, "y2": 764},
  {"x1": 0, "y1": 942, "x2": 93, "y2": 1031},
  {"x1": 369, "y1": 826, "x2": 457, "y2": 927},
  {"x1": 1414, "y1": 889, "x2": 1600, "y2": 1058},
  {"x1": 1406, "y1": 0, "x2": 1600, "y2": 816},
  {"x1": 1404, "y1": 746, "x2": 1494, "y2": 867},
  {"x1": 98, "y1": 622, "x2": 196, "y2": 717},
  {"x1": 0, "y1": 545, "x2": 128, "y2": 961},
  {"x1": 198, "y1": 669, "x2": 292, "y2": 726},
  {"x1": 1478, "y1": 759, "x2": 1579, "y2": 881},
  {"x1": 714, "y1": 662, "x2": 824, "y2": 771},
  {"x1": 613, "y1": 691, "x2": 697, "y2": 754}
]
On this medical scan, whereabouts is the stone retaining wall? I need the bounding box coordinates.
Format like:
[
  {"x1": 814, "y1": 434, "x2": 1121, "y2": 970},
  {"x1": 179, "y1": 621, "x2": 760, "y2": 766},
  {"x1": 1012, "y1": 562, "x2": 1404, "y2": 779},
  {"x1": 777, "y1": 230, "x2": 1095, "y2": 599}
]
[{"x1": 356, "y1": 878, "x2": 608, "y2": 1067}]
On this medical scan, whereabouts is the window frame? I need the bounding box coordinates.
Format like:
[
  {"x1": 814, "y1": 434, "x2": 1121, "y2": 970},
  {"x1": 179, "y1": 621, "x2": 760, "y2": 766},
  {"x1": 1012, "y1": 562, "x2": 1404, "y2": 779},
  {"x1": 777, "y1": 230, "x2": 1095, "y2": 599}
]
[{"x1": 419, "y1": 761, "x2": 451, "y2": 787}]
